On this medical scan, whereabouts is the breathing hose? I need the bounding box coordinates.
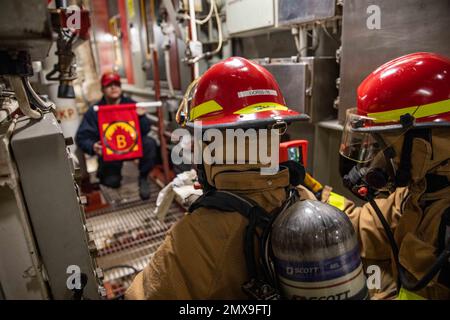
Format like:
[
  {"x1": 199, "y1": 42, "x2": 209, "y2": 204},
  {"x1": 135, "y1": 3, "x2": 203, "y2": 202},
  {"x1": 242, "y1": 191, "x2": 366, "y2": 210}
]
[{"x1": 369, "y1": 198, "x2": 450, "y2": 292}]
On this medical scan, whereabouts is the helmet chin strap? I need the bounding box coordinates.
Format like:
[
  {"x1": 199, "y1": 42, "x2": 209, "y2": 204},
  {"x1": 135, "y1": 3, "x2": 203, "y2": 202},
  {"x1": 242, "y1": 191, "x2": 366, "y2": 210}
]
[
  {"x1": 368, "y1": 117, "x2": 433, "y2": 191},
  {"x1": 394, "y1": 115, "x2": 433, "y2": 186},
  {"x1": 370, "y1": 132, "x2": 398, "y2": 191}
]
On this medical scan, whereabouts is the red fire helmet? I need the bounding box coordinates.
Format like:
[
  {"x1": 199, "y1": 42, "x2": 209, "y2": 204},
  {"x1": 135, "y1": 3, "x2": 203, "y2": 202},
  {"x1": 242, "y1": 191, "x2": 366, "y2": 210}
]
[
  {"x1": 354, "y1": 52, "x2": 450, "y2": 130},
  {"x1": 177, "y1": 57, "x2": 309, "y2": 129},
  {"x1": 101, "y1": 72, "x2": 121, "y2": 88},
  {"x1": 340, "y1": 52, "x2": 450, "y2": 165}
]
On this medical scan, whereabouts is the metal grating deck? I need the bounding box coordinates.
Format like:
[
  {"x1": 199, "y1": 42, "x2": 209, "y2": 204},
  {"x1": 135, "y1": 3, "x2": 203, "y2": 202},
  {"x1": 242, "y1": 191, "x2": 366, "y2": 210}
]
[
  {"x1": 84, "y1": 162, "x2": 185, "y2": 299},
  {"x1": 86, "y1": 202, "x2": 182, "y2": 257}
]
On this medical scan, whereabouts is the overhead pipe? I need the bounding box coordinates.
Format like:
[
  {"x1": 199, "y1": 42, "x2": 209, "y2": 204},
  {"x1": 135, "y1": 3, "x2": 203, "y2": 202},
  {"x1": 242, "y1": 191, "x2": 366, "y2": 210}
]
[
  {"x1": 164, "y1": 49, "x2": 175, "y2": 97},
  {"x1": 139, "y1": 0, "x2": 152, "y2": 62},
  {"x1": 150, "y1": 0, "x2": 171, "y2": 184},
  {"x1": 161, "y1": 20, "x2": 176, "y2": 97},
  {"x1": 188, "y1": 0, "x2": 223, "y2": 64},
  {"x1": 188, "y1": 0, "x2": 200, "y2": 78},
  {"x1": 162, "y1": 0, "x2": 182, "y2": 39},
  {"x1": 298, "y1": 25, "x2": 308, "y2": 57}
]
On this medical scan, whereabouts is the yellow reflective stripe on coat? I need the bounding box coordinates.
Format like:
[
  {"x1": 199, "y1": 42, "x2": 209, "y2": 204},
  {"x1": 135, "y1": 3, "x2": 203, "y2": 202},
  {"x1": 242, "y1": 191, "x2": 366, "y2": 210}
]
[
  {"x1": 190, "y1": 100, "x2": 223, "y2": 120},
  {"x1": 328, "y1": 192, "x2": 346, "y2": 211},
  {"x1": 367, "y1": 98, "x2": 450, "y2": 123},
  {"x1": 234, "y1": 102, "x2": 288, "y2": 115},
  {"x1": 304, "y1": 173, "x2": 323, "y2": 193},
  {"x1": 397, "y1": 288, "x2": 426, "y2": 300}
]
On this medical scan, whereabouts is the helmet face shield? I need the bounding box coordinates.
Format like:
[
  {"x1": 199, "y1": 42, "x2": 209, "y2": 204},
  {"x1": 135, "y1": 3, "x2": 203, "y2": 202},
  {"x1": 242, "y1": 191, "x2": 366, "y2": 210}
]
[
  {"x1": 339, "y1": 108, "x2": 407, "y2": 198},
  {"x1": 339, "y1": 108, "x2": 410, "y2": 164},
  {"x1": 339, "y1": 109, "x2": 385, "y2": 164}
]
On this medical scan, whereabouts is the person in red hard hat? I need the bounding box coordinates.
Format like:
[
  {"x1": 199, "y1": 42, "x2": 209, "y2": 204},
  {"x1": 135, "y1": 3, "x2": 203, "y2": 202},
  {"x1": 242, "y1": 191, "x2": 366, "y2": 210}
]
[
  {"x1": 299, "y1": 52, "x2": 450, "y2": 300},
  {"x1": 100, "y1": 72, "x2": 123, "y2": 104},
  {"x1": 76, "y1": 71, "x2": 159, "y2": 200},
  {"x1": 126, "y1": 57, "x2": 310, "y2": 299}
]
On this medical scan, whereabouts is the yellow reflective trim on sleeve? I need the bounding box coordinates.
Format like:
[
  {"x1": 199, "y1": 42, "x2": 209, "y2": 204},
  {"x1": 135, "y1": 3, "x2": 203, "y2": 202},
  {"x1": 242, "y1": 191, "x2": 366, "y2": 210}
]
[
  {"x1": 328, "y1": 192, "x2": 346, "y2": 211},
  {"x1": 304, "y1": 173, "x2": 323, "y2": 193},
  {"x1": 397, "y1": 288, "x2": 426, "y2": 300},
  {"x1": 190, "y1": 100, "x2": 223, "y2": 120},
  {"x1": 233, "y1": 102, "x2": 288, "y2": 115},
  {"x1": 367, "y1": 98, "x2": 450, "y2": 123}
]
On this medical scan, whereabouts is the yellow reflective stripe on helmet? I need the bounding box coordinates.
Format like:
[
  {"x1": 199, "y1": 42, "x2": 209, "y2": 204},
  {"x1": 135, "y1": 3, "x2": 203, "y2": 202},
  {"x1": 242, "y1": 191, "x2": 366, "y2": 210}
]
[
  {"x1": 367, "y1": 98, "x2": 450, "y2": 123},
  {"x1": 397, "y1": 288, "x2": 426, "y2": 300},
  {"x1": 234, "y1": 102, "x2": 288, "y2": 115},
  {"x1": 328, "y1": 192, "x2": 346, "y2": 211},
  {"x1": 190, "y1": 100, "x2": 223, "y2": 120}
]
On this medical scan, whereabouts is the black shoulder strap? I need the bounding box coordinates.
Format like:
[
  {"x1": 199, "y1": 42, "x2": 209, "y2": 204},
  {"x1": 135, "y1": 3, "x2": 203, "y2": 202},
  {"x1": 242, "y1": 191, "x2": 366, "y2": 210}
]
[
  {"x1": 370, "y1": 197, "x2": 450, "y2": 292},
  {"x1": 437, "y1": 207, "x2": 450, "y2": 288},
  {"x1": 189, "y1": 190, "x2": 270, "y2": 226}
]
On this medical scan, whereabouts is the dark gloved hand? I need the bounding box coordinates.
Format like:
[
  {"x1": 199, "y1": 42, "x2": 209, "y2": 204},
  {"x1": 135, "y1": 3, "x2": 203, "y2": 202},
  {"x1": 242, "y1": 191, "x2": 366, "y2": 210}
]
[{"x1": 280, "y1": 160, "x2": 306, "y2": 187}]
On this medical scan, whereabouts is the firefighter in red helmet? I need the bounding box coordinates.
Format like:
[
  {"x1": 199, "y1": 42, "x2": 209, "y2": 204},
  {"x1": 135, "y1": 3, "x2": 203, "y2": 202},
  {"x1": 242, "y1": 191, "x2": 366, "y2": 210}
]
[
  {"x1": 126, "y1": 57, "x2": 309, "y2": 299},
  {"x1": 177, "y1": 56, "x2": 307, "y2": 129},
  {"x1": 301, "y1": 52, "x2": 450, "y2": 299}
]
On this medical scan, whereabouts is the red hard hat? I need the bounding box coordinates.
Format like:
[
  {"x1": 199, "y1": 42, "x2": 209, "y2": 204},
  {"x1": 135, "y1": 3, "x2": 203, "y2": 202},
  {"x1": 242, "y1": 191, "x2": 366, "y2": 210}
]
[
  {"x1": 178, "y1": 57, "x2": 309, "y2": 129},
  {"x1": 101, "y1": 72, "x2": 121, "y2": 88},
  {"x1": 356, "y1": 52, "x2": 450, "y2": 130}
]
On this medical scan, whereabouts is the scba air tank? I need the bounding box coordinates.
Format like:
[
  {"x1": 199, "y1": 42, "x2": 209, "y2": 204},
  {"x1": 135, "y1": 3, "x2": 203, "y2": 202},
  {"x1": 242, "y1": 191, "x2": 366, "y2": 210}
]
[{"x1": 271, "y1": 200, "x2": 368, "y2": 300}]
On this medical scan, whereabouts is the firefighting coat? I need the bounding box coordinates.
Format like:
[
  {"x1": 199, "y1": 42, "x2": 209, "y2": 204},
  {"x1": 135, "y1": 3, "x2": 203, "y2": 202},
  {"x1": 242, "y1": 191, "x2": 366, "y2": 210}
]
[
  {"x1": 126, "y1": 165, "x2": 290, "y2": 299},
  {"x1": 316, "y1": 131, "x2": 450, "y2": 300}
]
